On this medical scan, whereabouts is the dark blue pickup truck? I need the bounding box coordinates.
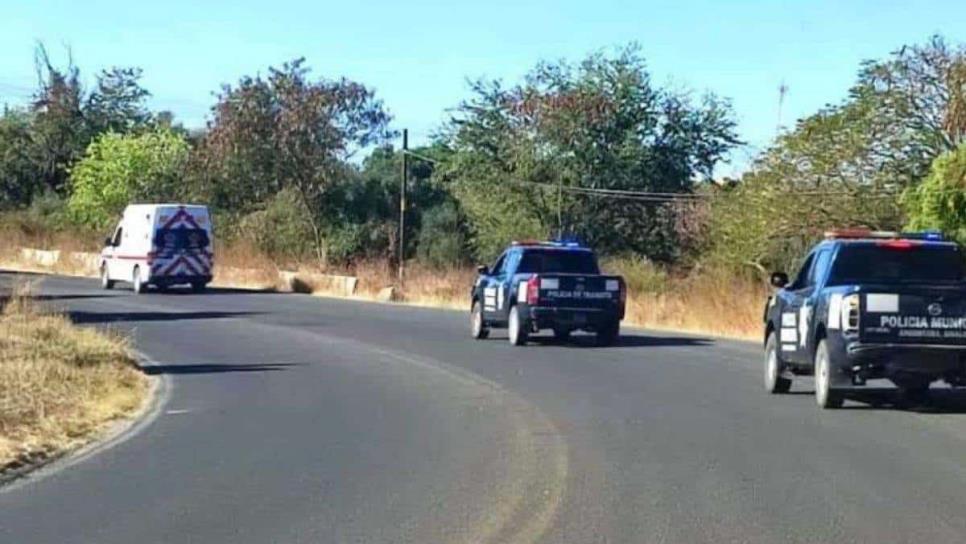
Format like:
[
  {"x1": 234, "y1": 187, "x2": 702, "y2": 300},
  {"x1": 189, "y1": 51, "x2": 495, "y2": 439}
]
[
  {"x1": 764, "y1": 229, "x2": 966, "y2": 408},
  {"x1": 470, "y1": 241, "x2": 626, "y2": 346}
]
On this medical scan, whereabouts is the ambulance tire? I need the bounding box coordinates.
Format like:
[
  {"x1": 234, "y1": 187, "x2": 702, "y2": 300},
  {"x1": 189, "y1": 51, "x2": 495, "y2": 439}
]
[
  {"x1": 132, "y1": 266, "x2": 145, "y2": 295},
  {"x1": 100, "y1": 263, "x2": 114, "y2": 290},
  {"x1": 191, "y1": 282, "x2": 206, "y2": 293}
]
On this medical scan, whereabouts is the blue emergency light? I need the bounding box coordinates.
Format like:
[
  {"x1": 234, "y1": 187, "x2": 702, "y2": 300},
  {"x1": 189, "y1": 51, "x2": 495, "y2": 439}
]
[{"x1": 899, "y1": 230, "x2": 945, "y2": 241}]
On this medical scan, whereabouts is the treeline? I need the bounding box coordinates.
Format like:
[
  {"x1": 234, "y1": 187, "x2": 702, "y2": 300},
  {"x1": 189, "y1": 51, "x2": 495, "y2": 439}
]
[{"x1": 1, "y1": 38, "x2": 964, "y2": 277}]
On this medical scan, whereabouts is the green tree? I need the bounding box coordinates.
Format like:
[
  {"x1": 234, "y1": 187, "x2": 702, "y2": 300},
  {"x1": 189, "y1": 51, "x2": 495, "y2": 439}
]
[
  {"x1": 903, "y1": 143, "x2": 966, "y2": 244},
  {"x1": 68, "y1": 127, "x2": 189, "y2": 228},
  {"x1": 437, "y1": 45, "x2": 740, "y2": 261}
]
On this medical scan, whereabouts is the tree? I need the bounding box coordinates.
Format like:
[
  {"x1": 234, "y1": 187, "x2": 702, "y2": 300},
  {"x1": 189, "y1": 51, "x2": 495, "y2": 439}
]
[
  {"x1": 706, "y1": 36, "x2": 966, "y2": 273},
  {"x1": 68, "y1": 127, "x2": 189, "y2": 228},
  {"x1": 0, "y1": 108, "x2": 38, "y2": 208},
  {"x1": 85, "y1": 67, "x2": 152, "y2": 134},
  {"x1": 194, "y1": 58, "x2": 393, "y2": 264},
  {"x1": 437, "y1": 45, "x2": 740, "y2": 261},
  {"x1": 903, "y1": 143, "x2": 966, "y2": 244},
  {"x1": 29, "y1": 44, "x2": 88, "y2": 195}
]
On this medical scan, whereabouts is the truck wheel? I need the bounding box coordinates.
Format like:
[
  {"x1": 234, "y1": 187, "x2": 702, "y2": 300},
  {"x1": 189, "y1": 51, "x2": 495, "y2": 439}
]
[
  {"x1": 895, "y1": 377, "x2": 931, "y2": 406},
  {"x1": 595, "y1": 319, "x2": 619, "y2": 346},
  {"x1": 100, "y1": 264, "x2": 114, "y2": 290},
  {"x1": 471, "y1": 301, "x2": 489, "y2": 339},
  {"x1": 191, "y1": 281, "x2": 206, "y2": 293},
  {"x1": 132, "y1": 266, "x2": 145, "y2": 295},
  {"x1": 508, "y1": 306, "x2": 528, "y2": 346},
  {"x1": 814, "y1": 339, "x2": 843, "y2": 409},
  {"x1": 553, "y1": 327, "x2": 571, "y2": 341},
  {"x1": 764, "y1": 332, "x2": 792, "y2": 394}
]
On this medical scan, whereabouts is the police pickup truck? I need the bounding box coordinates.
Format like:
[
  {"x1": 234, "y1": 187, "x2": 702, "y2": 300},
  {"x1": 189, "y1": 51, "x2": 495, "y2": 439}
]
[
  {"x1": 764, "y1": 229, "x2": 966, "y2": 409},
  {"x1": 470, "y1": 240, "x2": 626, "y2": 346}
]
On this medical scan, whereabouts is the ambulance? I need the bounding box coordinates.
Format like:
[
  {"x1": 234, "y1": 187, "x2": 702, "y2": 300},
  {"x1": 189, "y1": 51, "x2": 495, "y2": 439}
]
[{"x1": 100, "y1": 204, "x2": 214, "y2": 294}]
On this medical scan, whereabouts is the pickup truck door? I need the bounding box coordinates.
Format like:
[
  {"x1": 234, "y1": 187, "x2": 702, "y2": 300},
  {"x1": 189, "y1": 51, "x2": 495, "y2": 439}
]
[
  {"x1": 482, "y1": 251, "x2": 511, "y2": 322},
  {"x1": 780, "y1": 250, "x2": 830, "y2": 364}
]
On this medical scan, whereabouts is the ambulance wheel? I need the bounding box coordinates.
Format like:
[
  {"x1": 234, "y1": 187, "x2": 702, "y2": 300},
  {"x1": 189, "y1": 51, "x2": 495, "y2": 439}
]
[
  {"x1": 814, "y1": 340, "x2": 843, "y2": 409},
  {"x1": 595, "y1": 319, "x2": 619, "y2": 346},
  {"x1": 191, "y1": 282, "x2": 206, "y2": 293},
  {"x1": 100, "y1": 264, "x2": 114, "y2": 290},
  {"x1": 764, "y1": 332, "x2": 792, "y2": 394},
  {"x1": 553, "y1": 327, "x2": 571, "y2": 341},
  {"x1": 155, "y1": 284, "x2": 169, "y2": 293},
  {"x1": 508, "y1": 305, "x2": 528, "y2": 346},
  {"x1": 132, "y1": 267, "x2": 145, "y2": 295},
  {"x1": 471, "y1": 301, "x2": 489, "y2": 339}
]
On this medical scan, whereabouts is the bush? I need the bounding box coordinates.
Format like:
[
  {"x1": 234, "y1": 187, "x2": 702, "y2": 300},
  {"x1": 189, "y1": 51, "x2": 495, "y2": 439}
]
[
  {"x1": 416, "y1": 202, "x2": 469, "y2": 268},
  {"x1": 236, "y1": 189, "x2": 316, "y2": 266}
]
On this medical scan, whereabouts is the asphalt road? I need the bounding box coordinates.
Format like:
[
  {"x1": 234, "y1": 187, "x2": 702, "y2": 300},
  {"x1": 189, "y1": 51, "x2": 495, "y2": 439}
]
[{"x1": 2, "y1": 272, "x2": 966, "y2": 544}]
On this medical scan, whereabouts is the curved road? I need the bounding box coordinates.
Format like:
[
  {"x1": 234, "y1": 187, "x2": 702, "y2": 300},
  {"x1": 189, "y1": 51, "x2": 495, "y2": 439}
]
[{"x1": 2, "y1": 272, "x2": 966, "y2": 543}]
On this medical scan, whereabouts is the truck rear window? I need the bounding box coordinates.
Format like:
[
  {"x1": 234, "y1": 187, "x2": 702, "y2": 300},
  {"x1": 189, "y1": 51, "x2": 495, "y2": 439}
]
[
  {"x1": 517, "y1": 249, "x2": 600, "y2": 274},
  {"x1": 829, "y1": 244, "x2": 965, "y2": 284}
]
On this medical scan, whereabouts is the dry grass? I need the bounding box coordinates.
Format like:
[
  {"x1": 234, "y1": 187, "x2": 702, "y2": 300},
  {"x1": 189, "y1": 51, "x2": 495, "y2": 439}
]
[{"x1": 0, "y1": 282, "x2": 148, "y2": 471}]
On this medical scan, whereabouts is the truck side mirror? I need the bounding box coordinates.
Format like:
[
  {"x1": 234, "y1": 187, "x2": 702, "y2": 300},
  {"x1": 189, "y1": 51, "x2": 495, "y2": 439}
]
[
  {"x1": 770, "y1": 272, "x2": 789, "y2": 288},
  {"x1": 476, "y1": 265, "x2": 489, "y2": 276}
]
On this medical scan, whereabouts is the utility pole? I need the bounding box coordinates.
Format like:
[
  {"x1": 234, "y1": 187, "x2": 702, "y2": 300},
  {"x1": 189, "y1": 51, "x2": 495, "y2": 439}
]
[
  {"x1": 398, "y1": 128, "x2": 408, "y2": 284},
  {"x1": 776, "y1": 80, "x2": 788, "y2": 135}
]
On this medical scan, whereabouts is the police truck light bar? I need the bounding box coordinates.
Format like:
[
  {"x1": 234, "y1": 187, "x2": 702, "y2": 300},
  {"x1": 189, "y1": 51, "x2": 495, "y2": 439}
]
[{"x1": 824, "y1": 229, "x2": 945, "y2": 241}]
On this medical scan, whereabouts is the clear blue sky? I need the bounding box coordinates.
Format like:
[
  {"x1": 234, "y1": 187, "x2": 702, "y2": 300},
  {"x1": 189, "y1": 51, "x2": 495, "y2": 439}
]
[{"x1": 1, "y1": 0, "x2": 963, "y2": 175}]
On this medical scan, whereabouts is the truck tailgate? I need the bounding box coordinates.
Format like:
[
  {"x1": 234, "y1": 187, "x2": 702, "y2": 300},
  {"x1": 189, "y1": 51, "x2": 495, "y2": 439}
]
[
  {"x1": 535, "y1": 274, "x2": 622, "y2": 310},
  {"x1": 860, "y1": 285, "x2": 966, "y2": 344}
]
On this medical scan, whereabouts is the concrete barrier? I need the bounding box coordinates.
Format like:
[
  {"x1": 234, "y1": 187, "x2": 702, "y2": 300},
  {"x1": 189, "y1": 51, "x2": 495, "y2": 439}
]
[
  {"x1": 20, "y1": 248, "x2": 61, "y2": 267},
  {"x1": 278, "y1": 270, "x2": 358, "y2": 297},
  {"x1": 68, "y1": 252, "x2": 101, "y2": 274}
]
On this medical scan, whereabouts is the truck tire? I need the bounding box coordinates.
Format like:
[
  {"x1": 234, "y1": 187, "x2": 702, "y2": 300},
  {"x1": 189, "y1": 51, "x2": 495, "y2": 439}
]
[
  {"x1": 814, "y1": 339, "x2": 843, "y2": 409},
  {"x1": 895, "y1": 376, "x2": 931, "y2": 406},
  {"x1": 471, "y1": 301, "x2": 489, "y2": 339},
  {"x1": 595, "y1": 319, "x2": 619, "y2": 346},
  {"x1": 132, "y1": 266, "x2": 145, "y2": 295},
  {"x1": 764, "y1": 332, "x2": 792, "y2": 393},
  {"x1": 100, "y1": 263, "x2": 114, "y2": 290},
  {"x1": 553, "y1": 327, "x2": 571, "y2": 341},
  {"x1": 508, "y1": 305, "x2": 528, "y2": 346},
  {"x1": 191, "y1": 281, "x2": 206, "y2": 293}
]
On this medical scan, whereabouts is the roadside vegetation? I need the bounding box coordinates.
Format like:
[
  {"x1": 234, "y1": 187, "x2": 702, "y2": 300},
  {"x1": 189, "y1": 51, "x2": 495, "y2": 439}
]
[
  {"x1": 0, "y1": 37, "x2": 964, "y2": 340},
  {"x1": 0, "y1": 283, "x2": 148, "y2": 471}
]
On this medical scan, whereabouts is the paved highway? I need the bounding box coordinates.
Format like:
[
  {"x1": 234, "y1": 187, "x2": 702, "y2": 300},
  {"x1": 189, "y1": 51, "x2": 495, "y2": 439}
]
[{"x1": 2, "y1": 272, "x2": 966, "y2": 543}]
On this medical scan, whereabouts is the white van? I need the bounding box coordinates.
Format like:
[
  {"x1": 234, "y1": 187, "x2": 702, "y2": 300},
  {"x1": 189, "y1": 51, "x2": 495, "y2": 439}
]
[{"x1": 100, "y1": 204, "x2": 214, "y2": 294}]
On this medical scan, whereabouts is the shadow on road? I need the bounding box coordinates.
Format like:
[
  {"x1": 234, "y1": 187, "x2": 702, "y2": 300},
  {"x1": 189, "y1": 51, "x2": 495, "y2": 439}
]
[
  {"x1": 143, "y1": 362, "x2": 300, "y2": 375},
  {"x1": 68, "y1": 310, "x2": 260, "y2": 324},
  {"x1": 27, "y1": 293, "x2": 113, "y2": 301},
  {"x1": 527, "y1": 333, "x2": 713, "y2": 349},
  {"x1": 789, "y1": 387, "x2": 966, "y2": 414},
  {"x1": 152, "y1": 286, "x2": 278, "y2": 296}
]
